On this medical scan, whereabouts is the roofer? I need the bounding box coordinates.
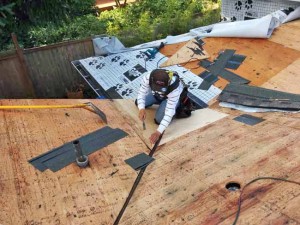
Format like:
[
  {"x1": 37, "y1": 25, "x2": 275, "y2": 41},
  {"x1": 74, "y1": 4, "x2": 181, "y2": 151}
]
[{"x1": 136, "y1": 69, "x2": 192, "y2": 144}]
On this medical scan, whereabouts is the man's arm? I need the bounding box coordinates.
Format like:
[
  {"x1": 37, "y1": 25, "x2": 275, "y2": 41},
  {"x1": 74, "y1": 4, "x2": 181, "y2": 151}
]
[
  {"x1": 157, "y1": 85, "x2": 182, "y2": 133},
  {"x1": 137, "y1": 72, "x2": 151, "y2": 110}
]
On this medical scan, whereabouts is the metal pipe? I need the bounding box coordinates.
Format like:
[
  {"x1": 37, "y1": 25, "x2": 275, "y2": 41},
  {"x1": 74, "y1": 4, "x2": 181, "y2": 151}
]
[{"x1": 73, "y1": 140, "x2": 85, "y2": 162}]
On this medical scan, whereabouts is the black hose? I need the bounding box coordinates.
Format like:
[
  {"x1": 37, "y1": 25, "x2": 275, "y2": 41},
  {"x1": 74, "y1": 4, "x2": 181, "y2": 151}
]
[
  {"x1": 113, "y1": 133, "x2": 164, "y2": 225},
  {"x1": 232, "y1": 177, "x2": 300, "y2": 225}
]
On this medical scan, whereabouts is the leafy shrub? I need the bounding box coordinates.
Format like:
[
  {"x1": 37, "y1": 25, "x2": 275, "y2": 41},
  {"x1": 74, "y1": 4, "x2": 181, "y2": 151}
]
[
  {"x1": 0, "y1": 0, "x2": 220, "y2": 51},
  {"x1": 99, "y1": 0, "x2": 220, "y2": 47},
  {"x1": 28, "y1": 14, "x2": 106, "y2": 46}
]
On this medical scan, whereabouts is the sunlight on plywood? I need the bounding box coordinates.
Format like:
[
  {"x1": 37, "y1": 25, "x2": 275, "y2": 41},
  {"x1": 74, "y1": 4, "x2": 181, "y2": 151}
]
[{"x1": 114, "y1": 100, "x2": 228, "y2": 147}]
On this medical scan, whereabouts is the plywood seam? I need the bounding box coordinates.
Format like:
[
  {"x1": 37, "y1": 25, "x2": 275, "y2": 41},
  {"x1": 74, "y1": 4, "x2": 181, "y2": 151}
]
[
  {"x1": 261, "y1": 119, "x2": 300, "y2": 130},
  {"x1": 110, "y1": 99, "x2": 151, "y2": 150},
  {"x1": 269, "y1": 41, "x2": 300, "y2": 53}
]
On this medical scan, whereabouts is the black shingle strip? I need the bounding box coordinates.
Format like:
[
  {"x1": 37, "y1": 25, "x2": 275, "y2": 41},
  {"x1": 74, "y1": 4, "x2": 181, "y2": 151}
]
[
  {"x1": 125, "y1": 153, "x2": 155, "y2": 171},
  {"x1": 198, "y1": 81, "x2": 212, "y2": 90},
  {"x1": 198, "y1": 71, "x2": 219, "y2": 90},
  {"x1": 29, "y1": 126, "x2": 115, "y2": 171},
  {"x1": 43, "y1": 129, "x2": 127, "y2": 172},
  {"x1": 223, "y1": 83, "x2": 300, "y2": 101},
  {"x1": 219, "y1": 69, "x2": 250, "y2": 84},
  {"x1": 29, "y1": 126, "x2": 127, "y2": 172},
  {"x1": 219, "y1": 85, "x2": 300, "y2": 110},
  {"x1": 230, "y1": 54, "x2": 246, "y2": 64},
  {"x1": 211, "y1": 49, "x2": 236, "y2": 74},
  {"x1": 234, "y1": 114, "x2": 265, "y2": 126},
  {"x1": 199, "y1": 50, "x2": 249, "y2": 84},
  {"x1": 225, "y1": 61, "x2": 241, "y2": 70},
  {"x1": 199, "y1": 70, "x2": 212, "y2": 79}
]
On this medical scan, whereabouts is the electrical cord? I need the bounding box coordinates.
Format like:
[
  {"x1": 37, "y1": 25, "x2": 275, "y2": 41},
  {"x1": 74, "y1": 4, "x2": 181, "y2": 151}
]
[
  {"x1": 144, "y1": 57, "x2": 147, "y2": 70},
  {"x1": 232, "y1": 176, "x2": 300, "y2": 225},
  {"x1": 156, "y1": 55, "x2": 202, "y2": 69},
  {"x1": 188, "y1": 65, "x2": 202, "y2": 70},
  {"x1": 177, "y1": 57, "x2": 201, "y2": 67},
  {"x1": 156, "y1": 56, "x2": 167, "y2": 68}
]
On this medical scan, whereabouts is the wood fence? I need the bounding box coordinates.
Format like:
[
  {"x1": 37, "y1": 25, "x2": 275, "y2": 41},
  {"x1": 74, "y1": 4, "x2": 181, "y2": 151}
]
[{"x1": 0, "y1": 35, "x2": 95, "y2": 98}]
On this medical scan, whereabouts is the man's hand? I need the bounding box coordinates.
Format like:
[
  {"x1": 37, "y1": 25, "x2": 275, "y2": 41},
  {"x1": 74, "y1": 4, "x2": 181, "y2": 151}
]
[
  {"x1": 139, "y1": 109, "x2": 146, "y2": 121},
  {"x1": 150, "y1": 131, "x2": 161, "y2": 144}
]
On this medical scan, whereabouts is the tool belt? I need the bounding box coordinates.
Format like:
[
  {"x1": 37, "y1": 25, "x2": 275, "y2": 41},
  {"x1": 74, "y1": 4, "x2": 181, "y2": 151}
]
[{"x1": 175, "y1": 87, "x2": 195, "y2": 118}]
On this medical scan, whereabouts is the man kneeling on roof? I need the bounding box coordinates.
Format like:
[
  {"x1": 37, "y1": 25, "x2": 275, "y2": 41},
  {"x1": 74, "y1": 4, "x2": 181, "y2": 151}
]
[{"x1": 136, "y1": 69, "x2": 192, "y2": 144}]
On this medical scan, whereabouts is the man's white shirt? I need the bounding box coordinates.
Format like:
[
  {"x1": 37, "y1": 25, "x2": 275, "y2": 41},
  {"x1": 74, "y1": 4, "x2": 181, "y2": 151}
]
[{"x1": 137, "y1": 72, "x2": 183, "y2": 133}]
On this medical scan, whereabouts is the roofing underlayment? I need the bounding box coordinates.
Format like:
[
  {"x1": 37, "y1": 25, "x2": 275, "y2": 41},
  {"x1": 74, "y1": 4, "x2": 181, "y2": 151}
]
[
  {"x1": 1, "y1": 21, "x2": 300, "y2": 225},
  {"x1": 221, "y1": 0, "x2": 300, "y2": 21}
]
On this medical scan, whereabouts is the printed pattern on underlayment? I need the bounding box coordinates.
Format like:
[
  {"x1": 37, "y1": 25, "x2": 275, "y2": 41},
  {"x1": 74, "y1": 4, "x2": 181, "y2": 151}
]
[
  {"x1": 221, "y1": 0, "x2": 300, "y2": 21},
  {"x1": 79, "y1": 49, "x2": 221, "y2": 103}
]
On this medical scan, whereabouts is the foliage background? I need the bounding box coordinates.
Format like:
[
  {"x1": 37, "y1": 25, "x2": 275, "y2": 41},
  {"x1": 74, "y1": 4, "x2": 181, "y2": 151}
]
[{"x1": 0, "y1": 0, "x2": 220, "y2": 51}]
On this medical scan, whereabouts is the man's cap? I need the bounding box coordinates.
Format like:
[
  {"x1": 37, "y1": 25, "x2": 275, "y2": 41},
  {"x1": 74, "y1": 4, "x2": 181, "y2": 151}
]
[{"x1": 150, "y1": 69, "x2": 170, "y2": 93}]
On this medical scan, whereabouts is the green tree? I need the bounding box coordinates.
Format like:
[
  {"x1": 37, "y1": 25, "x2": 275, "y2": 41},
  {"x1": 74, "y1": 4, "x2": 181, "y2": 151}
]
[
  {"x1": 0, "y1": 3, "x2": 16, "y2": 50},
  {"x1": 0, "y1": 0, "x2": 220, "y2": 51},
  {"x1": 0, "y1": 3, "x2": 15, "y2": 31},
  {"x1": 1, "y1": 0, "x2": 96, "y2": 26},
  {"x1": 100, "y1": 0, "x2": 220, "y2": 46},
  {"x1": 0, "y1": 0, "x2": 97, "y2": 50}
]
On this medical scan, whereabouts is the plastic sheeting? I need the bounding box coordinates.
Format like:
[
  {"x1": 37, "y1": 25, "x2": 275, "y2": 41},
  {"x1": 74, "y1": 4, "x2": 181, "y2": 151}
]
[
  {"x1": 283, "y1": 6, "x2": 300, "y2": 23},
  {"x1": 92, "y1": 7, "x2": 300, "y2": 56},
  {"x1": 93, "y1": 36, "x2": 164, "y2": 56},
  {"x1": 190, "y1": 6, "x2": 300, "y2": 38},
  {"x1": 191, "y1": 15, "x2": 277, "y2": 38},
  {"x1": 219, "y1": 102, "x2": 299, "y2": 113},
  {"x1": 93, "y1": 36, "x2": 126, "y2": 55}
]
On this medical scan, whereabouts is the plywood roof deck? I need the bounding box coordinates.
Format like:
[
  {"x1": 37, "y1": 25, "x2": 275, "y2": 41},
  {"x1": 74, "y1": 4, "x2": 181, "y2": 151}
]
[{"x1": 1, "y1": 20, "x2": 300, "y2": 224}]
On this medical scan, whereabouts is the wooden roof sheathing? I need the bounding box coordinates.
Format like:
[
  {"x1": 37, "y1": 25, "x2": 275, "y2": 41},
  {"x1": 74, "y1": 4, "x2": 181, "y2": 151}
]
[{"x1": 0, "y1": 20, "x2": 300, "y2": 225}]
